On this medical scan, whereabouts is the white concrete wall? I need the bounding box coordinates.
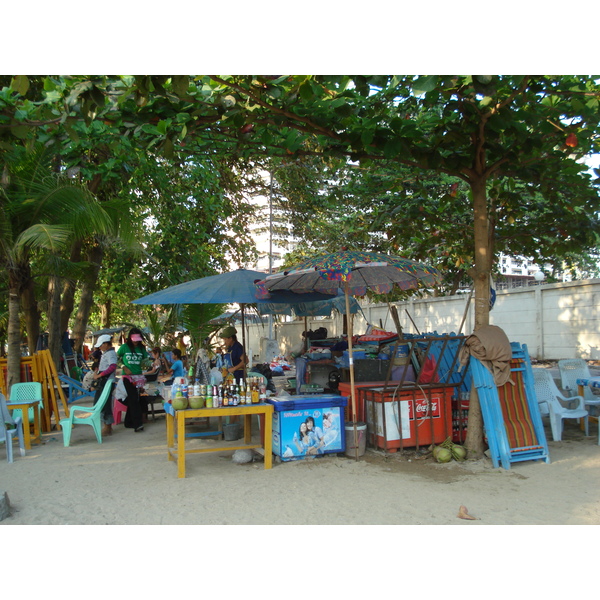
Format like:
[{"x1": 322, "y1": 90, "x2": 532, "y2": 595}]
[{"x1": 243, "y1": 279, "x2": 600, "y2": 362}]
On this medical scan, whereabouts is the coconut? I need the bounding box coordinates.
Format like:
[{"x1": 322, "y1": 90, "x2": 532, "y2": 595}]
[
  {"x1": 451, "y1": 445, "x2": 467, "y2": 461},
  {"x1": 435, "y1": 447, "x2": 452, "y2": 463},
  {"x1": 172, "y1": 397, "x2": 188, "y2": 410},
  {"x1": 189, "y1": 396, "x2": 205, "y2": 409}
]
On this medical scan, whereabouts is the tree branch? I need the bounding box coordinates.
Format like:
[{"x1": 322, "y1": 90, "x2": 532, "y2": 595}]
[{"x1": 208, "y1": 76, "x2": 344, "y2": 141}]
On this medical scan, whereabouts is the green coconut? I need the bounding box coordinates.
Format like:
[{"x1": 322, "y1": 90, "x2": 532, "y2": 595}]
[
  {"x1": 451, "y1": 445, "x2": 467, "y2": 461},
  {"x1": 435, "y1": 447, "x2": 452, "y2": 463},
  {"x1": 172, "y1": 397, "x2": 188, "y2": 410}
]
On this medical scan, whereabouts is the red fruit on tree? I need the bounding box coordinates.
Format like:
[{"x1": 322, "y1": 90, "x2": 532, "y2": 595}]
[{"x1": 565, "y1": 133, "x2": 578, "y2": 148}]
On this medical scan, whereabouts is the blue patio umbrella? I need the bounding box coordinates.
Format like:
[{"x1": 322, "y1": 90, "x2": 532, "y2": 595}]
[
  {"x1": 132, "y1": 269, "x2": 331, "y2": 306},
  {"x1": 132, "y1": 268, "x2": 333, "y2": 352}
]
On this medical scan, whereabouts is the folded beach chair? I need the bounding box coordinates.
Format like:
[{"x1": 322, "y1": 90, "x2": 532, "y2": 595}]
[
  {"x1": 470, "y1": 342, "x2": 550, "y2": 469},
  {"x1": 58, "y1": 373, "x2": 94, "y2": 405}
]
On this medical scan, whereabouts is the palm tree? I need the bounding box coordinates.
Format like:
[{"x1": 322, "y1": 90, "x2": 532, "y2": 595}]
[{"x1": 0, "y1": 146, "x2": 112, "y2": 391}]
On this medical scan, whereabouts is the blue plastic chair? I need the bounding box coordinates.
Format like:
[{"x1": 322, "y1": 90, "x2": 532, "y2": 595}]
[
  {"x1": 59, "y1": 379, "x2": 113, "y2": 447},
  {"x1": 9, "y1": 382, "x2": 44, "y2": 427},
  {"x1": 1, "y1": 392, "x2": 26, "y2": 463}
]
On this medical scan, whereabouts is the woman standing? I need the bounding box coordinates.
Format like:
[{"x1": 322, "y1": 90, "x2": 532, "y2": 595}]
[
  {"x1": 219, "y1": 326, "x2": 248, "y2": 385},
  {"x1": 92, "y1": 334, "x2": 117, "y2": 436},
  {"x1": 116, "y1": 327, "x2": 148, "y2": 432}
]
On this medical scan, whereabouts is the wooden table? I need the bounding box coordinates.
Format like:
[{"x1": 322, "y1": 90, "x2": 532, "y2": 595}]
[
  {"x1": 165, "y1": 403, "x2": 274, "y2": 478},
  {"x1": 7, "y1": 400, "x2": 41, "y2": 449}
]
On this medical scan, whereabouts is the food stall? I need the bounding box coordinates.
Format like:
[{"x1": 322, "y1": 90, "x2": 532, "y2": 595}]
[
  {"x1": 351, "y1": 333, "x2": 468, "y2": 452},
  {"x1": 288, "y1": 329, "x2": 469, "y2": 454}
]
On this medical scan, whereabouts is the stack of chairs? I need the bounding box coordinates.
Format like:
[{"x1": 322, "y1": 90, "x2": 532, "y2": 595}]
[{"x1": 470, "y1": 341, "x2": 550, "y2": 469}]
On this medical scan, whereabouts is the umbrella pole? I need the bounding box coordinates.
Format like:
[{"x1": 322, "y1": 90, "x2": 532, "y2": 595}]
[
  {"x1": 344, "y1": 281, "x2": 359, "y2": 461},
  {"x1": 241, "y1": 303, "x2": 246, "y2": 370}
]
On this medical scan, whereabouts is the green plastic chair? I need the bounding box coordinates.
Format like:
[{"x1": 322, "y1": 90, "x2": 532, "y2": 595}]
[
  {"x1": 59, "y1": 379, "x2": 112, "y2": 447},
  {"x1": 9, "y1": 382, "x2": 44, "y2": 426}
]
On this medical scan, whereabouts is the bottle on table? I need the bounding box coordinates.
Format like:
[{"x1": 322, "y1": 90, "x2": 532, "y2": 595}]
[{"x1": 251, "y1": 377, "x2": 259, "y2": 404}]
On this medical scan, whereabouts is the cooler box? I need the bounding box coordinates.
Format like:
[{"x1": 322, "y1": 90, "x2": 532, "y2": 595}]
[
  {"x1": 267, "y1": 395, "x2": 348, "y2": 461},
  {"x1": 363, "y1": 386, "x2": 453, "y2": 451}
]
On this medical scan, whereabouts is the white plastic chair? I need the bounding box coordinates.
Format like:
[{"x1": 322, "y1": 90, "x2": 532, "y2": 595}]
[
  {"x1": 0, "y1": 392, "x2": 26, "y2": 463},
  {"x1": 558, "y1": 359, "x2": 600, "y2": 414},
  {"x1": 533, "y1": 369, "x2": 589, "y2": 441}
]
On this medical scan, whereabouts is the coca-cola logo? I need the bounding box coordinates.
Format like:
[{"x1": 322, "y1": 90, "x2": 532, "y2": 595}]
[{"x1": 408, "y1": 397, "x2": 441, "y2": 420}]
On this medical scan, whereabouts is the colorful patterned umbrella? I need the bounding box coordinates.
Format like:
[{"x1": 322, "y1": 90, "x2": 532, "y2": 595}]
[
  {"x1": 256, "y1": 250, "x2": 442, "y2": 460},
  {"x1": 258, "y1": 251, "x2": 441, "y2": 297}
]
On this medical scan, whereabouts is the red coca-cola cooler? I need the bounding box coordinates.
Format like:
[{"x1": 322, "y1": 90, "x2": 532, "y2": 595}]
[{"x1": 363, "y1": 386, "x2": 454, "y2": 451}]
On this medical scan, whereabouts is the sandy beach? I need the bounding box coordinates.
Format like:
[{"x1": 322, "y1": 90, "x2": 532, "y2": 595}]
[
  {"x1": 2, "y1": 379, "x2": 597, "y2": 597},
  {"x1": 2, "y1": 395, "x2": 599, "y2": 526}
]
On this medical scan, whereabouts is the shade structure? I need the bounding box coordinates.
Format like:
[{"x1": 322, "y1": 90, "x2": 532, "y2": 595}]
[
  {"x1": 132, "y1": 268, "x2": 333, "y2": 356},
  {"x1": 256, "y1": 250, "x2": 442, "y2": 460}
]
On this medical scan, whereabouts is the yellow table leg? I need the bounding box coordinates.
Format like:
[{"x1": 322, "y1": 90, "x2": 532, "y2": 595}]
[
  {"x1": 244, "y1": 414, "x2": 252, "y2": 443},
  {"x1": 177, "y1": 411, "x2": 186, "y2": 478},
  {"x1": 166, "y1": 412, "x2": 174, "y2": 461},
  {"x1": 8, "y1": 401, "x2": 40, "y2": 450},
  {"x1": 32, "y1": 402, "x2": 41, "y2": 446},
  {"x1": 263, "y1": 409, "x2": 272, "y2": 470}
]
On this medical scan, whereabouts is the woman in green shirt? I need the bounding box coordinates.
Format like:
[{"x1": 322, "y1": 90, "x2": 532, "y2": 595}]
[{"x1": 117, "y1": 327, "x2": 149, "y2": 432}]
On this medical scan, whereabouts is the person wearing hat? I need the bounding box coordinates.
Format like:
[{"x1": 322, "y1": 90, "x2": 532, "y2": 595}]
[
  {"x1": 92, "y1": 334, "x2": 117, "y2": 436},
  {"x1": 116, "y1": 327, "x2": 149, "y2": 432},
  {"x1": 220, "y1": 325, "x2": 248, "y2": 385}
]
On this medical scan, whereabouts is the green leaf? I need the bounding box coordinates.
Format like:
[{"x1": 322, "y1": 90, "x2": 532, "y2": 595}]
[
  {"x1": 11, "y1": 75, "x2": 30, "y2": 96},
  {"x1": 412, "y1": 76, "x2": 438, "y2": 96},
  {"x1": 11, "y1": 125, "x2": 30, "y2": 139},
  {"x1": 361, "y1": 129, "x2": 374, "y2": 146},
  {"x1": 157, "y1": 120, "x2": 168, "y2": 135},
  {"x1": 43, "y1": 90, "x2": 62, "y2": 104}
]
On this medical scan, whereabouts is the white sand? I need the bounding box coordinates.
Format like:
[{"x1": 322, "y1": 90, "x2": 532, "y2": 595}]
[
  {"x1": 2, "y1": 396, "x2": 597, "y2": 597},
  {"x1": 2, "y1": 405, "x2": 599, "y2": 526}
]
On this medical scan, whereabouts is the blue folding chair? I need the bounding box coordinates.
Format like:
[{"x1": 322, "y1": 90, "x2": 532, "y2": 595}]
[{"x1": 1, "y1": 392, "x2": 26, "y2": 463}]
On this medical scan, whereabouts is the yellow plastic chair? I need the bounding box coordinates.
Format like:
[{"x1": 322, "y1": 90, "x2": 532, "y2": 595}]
[{"x1": 59, "y1": 380, "x2": 112, "y2": 446}]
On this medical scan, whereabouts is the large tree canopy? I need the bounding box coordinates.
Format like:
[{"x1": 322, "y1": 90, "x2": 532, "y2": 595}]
[{"x1": 2, "y1": 75, "x2": 600, "y2": 452}]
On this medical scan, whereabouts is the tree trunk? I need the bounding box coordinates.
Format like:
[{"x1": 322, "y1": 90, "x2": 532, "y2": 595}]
[
  {"x1": 6, "y1": 283, "x2": 22, "y2": 392},
  {"x1": 60, "y1": 239, "x2": 83, "y2": 338},
  {"x1": 463, "y1": 385, "x2": 485, "y2": 457},
  {"x1": 71, "y1": 242, "x2": 103, "y2": 352},
  {"x1": 463, "y1": 175, "x2": 493, "y2": 458},
  {"x1": 100, "y1": 299, "x2": 112, "y2": 329},
  {"x1": 21, "y1": 269, "x2": 41, "y2": 355},
  {"x1": 47, "y1": 274, "x2": 63, "y2": 374},
  {"x1": 471, "y1": 176, "x2": 491, "y2": 330}
]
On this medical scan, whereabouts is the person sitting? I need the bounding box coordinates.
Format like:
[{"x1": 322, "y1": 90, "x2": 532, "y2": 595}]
[
  {"x1": 82, "y1": 361, "x2": 99, "y2": 391},
  {"x1": 143, "y1": 347, "x2": 165, "y2": 382},
  {"x1": 161, "y1": 348, "x2": 185, "y2": 385}
]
